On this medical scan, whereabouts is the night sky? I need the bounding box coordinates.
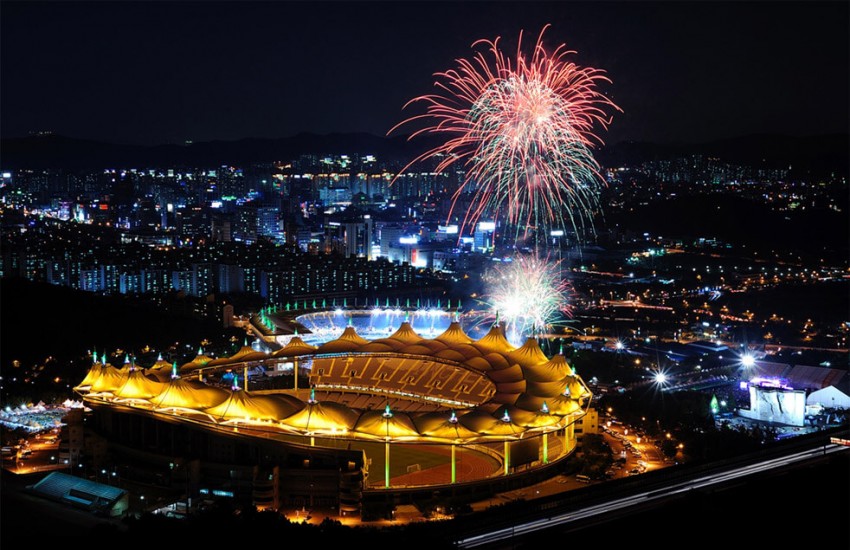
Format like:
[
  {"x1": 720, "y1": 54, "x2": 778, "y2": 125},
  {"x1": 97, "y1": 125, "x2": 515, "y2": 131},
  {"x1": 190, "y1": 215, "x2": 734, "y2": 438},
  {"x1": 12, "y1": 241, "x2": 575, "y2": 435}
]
[{"x1": 1, "y1": 1, "x2": 848, "y2": 147}]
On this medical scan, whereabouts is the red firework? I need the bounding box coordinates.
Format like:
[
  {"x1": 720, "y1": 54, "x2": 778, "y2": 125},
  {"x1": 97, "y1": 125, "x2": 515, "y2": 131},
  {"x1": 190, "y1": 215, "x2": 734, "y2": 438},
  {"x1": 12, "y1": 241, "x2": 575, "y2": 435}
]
[{"x1": 390, "y1": 25, "x2": 621, "y2": 242}]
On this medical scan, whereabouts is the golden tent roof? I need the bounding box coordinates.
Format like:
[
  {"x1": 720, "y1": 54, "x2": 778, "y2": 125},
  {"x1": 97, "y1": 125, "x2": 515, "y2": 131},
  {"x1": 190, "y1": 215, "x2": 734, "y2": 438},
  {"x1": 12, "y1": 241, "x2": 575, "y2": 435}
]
[
  {"x1": 522, "y1": 354, "x2": 573, "y2": 382},
  {"x1": 79, "y1": 310, "x2": 592, "y2": 445},
  {"x1": 524, "y1": 379, "x2": 570, "y2": 398},
  {"x1": 353, "y1": 409, "x2": 420, "y2": 440},
  {"x1": 451, "y1": 344, "x2": 484, "y2": 360},
  {"x1": 387, "y1": 321, "x2": 423, "y2": 344},
  {"x1": 206, "y1": 345, "x2": 270, "y2": 367},
  {"x1": 565, "y1": 375, "x2": 591, "y2": 399},
  {"x1": 463, "y1": 356, "x2": 493, "y2": 372},
  {"x1": 358, "y1": 342, "x2": 396, "y2": 353},
  {"x1": 148, "y1": 368, "x2": 177, "y2": 383},
  {"x1": 89, "y1": 365, "x2": 129, "y2": 394},
  {"x1": 457, "y1": 409, "x2": 523, "y2": 437},
  {"x1": 473, "y1": 324, "x2": 515, "y2": 354},
  {"x1": 180, "y1": 353, "x2": 213, "y2": 373},
  {"x1": 434, "y1": 349, "x2": 467, "y2": 363},
  {"x1": 150, "y1": 378, "x2": 229, "y2": 410},
  {"x1": 496, "y1": 405, "x2": 562, "y2": 429},
  {"x1": 435, "y1": 321, "x2": 474, "y2": 345},
  {"x1": 337, "y1": 326, "x2": 371, "y2": 346},
  {"x1": 363, "y1": 338, "x2": 406, "y2": 351},
  {"x1": 487, "y1": 363, "x2": 525, "y2": 383},
  {"x1": 146, "y1": 358, "x2": 175, "y2": 382},
  {"x1": 282, "y1": 401, "x2": 360, "y2": 433},
  {"x1": 482, "y1": 352, "x2": 511, "y2": 371},
  {"x1": 204, "y1": 389, "x2": 304, "y2": 423},
  {"x1": 412, "y1": 410, "x2": 481, "y2": 441},
  {"x1": 113, "y1": 369, "x2": 165, "y2": 401},
  {"x1": 514, "y1": 393, "x2": 581, "y2": 416},
  {"x1": 399, "y1": 344, "x2": 436, "y2": 356},
  {"x1": 490, "y1": 391, "x2": 521, "y2": 405},
  {"x1": 493, "y1": 380, "x2": 526, "y2": 395},
  {"x1": 75, "y1": 363, "x2": 104, "y2": 391},
  {"x1": 316, "y1": 326, "x2": 371, "y2": 353},
  {"x1": 148, "y1": 358, "x2": 173, "y2": 373},
  {"x1": 416, "y1": 339, "x2": 449, "y2": 353},
  {"x1": 508, "y1": 338, "x2": 549, "y2": 368},
  {"x1": 272, "y1": 336, "x2": 318, "y2": 357}
]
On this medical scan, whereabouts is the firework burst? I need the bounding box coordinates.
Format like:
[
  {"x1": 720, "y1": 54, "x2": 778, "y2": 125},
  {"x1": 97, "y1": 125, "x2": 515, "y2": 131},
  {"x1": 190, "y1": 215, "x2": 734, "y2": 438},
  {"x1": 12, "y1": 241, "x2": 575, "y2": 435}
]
[
  {"x1": 390, "y1": 25, "x2": 620, "y2": 243},
  {"x1": 480, "y1": 253, "x2": 574, "y2": 344}
]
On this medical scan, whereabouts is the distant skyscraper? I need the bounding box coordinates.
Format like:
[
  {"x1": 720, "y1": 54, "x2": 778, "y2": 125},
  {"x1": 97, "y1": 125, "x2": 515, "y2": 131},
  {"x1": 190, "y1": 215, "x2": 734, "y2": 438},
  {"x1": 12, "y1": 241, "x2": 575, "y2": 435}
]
[
  {"x1": 344, "y1": 217, "x2": 372, "y2": 259},
  {"x1": 474, "y1": 221, "x2": 495, "y2": 252},
  {"x1": 218, "y1": 264, "x2": 245, "y2": 294}
]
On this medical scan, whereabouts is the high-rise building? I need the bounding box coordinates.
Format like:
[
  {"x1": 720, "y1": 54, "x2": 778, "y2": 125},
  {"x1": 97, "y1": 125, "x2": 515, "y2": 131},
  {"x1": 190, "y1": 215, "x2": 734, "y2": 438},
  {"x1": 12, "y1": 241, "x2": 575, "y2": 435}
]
[
  {"x1": 218, "y1": 264, "x2": 245, "y2": 294},
  {"x1": 257, "y1": 207, "x2": 282, "y2": 241},
  {"x1": 193, "y1": 263, "x2": 216, "y2": 297},
  {"x1": 344, "y1": 217, "x2": 372, "y2": 259},
  {"x1": 473, "y1": 221, "x2": 496, "y2": 252},
  {"x1": 141, "y1": 268, "x2": 172, "y2": 294}
]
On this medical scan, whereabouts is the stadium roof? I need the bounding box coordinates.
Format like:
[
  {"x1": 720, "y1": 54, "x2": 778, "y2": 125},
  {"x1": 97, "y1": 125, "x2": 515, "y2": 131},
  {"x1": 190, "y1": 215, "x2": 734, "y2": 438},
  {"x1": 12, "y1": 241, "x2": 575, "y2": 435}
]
[{"x1": 77, "y1": 319, "x2": 591, "y2": 444}]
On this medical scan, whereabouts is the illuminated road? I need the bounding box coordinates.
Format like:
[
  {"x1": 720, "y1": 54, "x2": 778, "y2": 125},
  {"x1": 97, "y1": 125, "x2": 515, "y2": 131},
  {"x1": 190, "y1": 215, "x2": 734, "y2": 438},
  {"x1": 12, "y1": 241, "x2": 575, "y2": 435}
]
[{"x1": 453, "y1": 443, "x2": 849, "y2": 549}]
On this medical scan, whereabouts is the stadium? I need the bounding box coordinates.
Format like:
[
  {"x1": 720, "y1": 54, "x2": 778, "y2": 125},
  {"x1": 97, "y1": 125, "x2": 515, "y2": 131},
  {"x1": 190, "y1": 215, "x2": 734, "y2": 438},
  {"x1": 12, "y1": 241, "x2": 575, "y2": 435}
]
[{"x1": 73, "y1": 308, "x2": 592, "y2": 517}]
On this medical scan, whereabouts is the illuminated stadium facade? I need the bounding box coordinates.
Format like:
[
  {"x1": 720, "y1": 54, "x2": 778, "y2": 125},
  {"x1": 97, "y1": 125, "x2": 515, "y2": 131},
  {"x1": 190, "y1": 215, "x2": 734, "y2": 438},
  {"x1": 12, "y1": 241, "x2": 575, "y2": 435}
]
[{"x1": 74, "y1": 311, "x2": 591, "y2": 516}]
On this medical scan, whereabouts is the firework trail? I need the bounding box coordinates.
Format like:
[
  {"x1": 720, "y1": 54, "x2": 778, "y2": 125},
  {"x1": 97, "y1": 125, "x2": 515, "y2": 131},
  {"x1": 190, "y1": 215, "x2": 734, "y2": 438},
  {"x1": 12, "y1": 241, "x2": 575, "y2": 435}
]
[
  {"x1": 479, "y1": 253, "x2": 574, "y2": 344},
  {"x1": 390, "y1": 25, "x2": 620, "y2": 243}
]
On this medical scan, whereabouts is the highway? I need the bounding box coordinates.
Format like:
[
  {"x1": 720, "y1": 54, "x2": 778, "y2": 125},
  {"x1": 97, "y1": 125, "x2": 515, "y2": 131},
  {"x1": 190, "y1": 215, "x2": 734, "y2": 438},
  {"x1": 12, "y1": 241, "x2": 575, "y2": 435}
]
[{"x1": 453, "y1": 441, "x2": 849, "y2": 549}]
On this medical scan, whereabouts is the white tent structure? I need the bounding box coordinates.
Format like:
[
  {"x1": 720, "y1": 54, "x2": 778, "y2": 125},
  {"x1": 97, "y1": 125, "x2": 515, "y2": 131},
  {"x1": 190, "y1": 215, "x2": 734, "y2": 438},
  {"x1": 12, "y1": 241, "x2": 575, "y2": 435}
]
[{"x1": 806, "y1": 385, "x2": 850, "y2": 409}]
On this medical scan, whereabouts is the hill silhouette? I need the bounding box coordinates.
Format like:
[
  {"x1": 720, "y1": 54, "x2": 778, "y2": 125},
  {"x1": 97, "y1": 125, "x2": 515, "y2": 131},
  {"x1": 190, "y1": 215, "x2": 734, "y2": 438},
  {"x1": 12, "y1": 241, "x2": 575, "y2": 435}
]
[{"x1": 2, "y1": 132, "x2": 846, "y2": 177}]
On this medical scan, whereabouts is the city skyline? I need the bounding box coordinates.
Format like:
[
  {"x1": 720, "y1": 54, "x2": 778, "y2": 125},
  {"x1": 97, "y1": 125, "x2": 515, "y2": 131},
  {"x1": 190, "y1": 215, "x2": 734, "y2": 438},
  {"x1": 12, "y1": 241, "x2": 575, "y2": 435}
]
[{"x1": 2, "y1": 1, "x2": 848, "y2": 147}]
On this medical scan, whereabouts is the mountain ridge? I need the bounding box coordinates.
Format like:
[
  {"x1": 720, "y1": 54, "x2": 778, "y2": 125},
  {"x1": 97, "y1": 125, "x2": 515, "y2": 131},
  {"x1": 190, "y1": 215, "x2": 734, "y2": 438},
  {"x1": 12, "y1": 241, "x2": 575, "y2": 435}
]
[{"x1": 1, "y1": 132, "x2": 847, "y2": 176}]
